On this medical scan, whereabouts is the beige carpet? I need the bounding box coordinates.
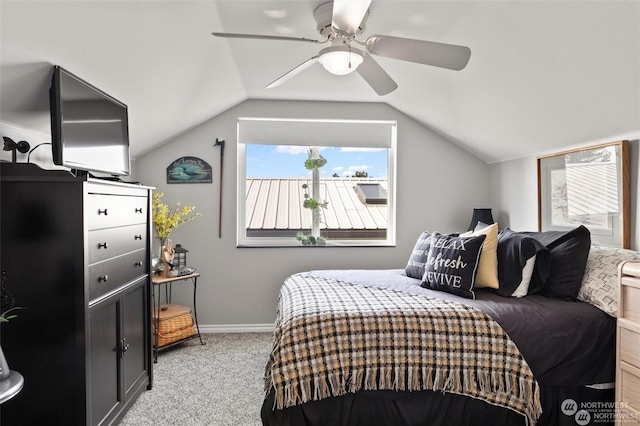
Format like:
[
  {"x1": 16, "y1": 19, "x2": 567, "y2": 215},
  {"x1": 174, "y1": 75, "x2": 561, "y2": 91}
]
[{"x1": 118, "y1": 332, "x2": 272, "y2": 426}]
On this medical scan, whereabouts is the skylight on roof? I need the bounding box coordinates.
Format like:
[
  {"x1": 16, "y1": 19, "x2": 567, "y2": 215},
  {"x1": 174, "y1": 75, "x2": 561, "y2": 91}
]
[{"x1": 355, "y1": 183, "x2": 387, "y2": 205}]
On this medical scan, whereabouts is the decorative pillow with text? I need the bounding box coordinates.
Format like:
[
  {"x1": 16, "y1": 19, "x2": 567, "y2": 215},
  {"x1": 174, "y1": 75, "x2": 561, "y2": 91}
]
[
  {"x1": 405, "y1": 231, "x2": 459, "y2": 279},
  {"x1": 405, "y1": 231, "x2": 434, "y2": 279},
  {"x1": 421, "y1": 233, "x2": 486, "y2": 299}
]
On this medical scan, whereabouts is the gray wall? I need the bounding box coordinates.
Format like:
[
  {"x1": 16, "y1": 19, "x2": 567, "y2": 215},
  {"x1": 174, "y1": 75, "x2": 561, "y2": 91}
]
[
  {"x1": 4, "y1": 109, "x2": 638, "y2": 328},
  {"x1": 489, "y1": 138, "x2": 640, "y2": 250},
  {"x1": 134, "y1": 99, "x2": 490, "y2": 329},
  {"x1": 3, "y1": 106, "x2": 638, "y2": 329}
]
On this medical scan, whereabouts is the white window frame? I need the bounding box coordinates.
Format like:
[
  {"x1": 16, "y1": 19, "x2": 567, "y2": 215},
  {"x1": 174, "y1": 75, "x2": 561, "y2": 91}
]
[{"x1": 236, "y1": 117, "x2": 397, "y2": 247}]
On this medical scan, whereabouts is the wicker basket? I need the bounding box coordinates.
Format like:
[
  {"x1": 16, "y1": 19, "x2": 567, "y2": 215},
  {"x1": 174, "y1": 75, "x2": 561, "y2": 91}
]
[{"x1": 153, "y1": 303, "x2": 196, "y2": 348}]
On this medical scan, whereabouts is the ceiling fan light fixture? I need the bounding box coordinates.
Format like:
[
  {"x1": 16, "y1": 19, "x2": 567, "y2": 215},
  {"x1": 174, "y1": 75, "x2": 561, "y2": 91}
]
[{"x1": 318, "y1": 45, "x2": 363, "y2": 75}]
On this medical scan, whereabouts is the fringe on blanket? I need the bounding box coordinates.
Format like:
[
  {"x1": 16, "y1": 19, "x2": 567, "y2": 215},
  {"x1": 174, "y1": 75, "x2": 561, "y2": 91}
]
[{"x1": 267, "y1": 363, "x2": 543, "y2": 425}]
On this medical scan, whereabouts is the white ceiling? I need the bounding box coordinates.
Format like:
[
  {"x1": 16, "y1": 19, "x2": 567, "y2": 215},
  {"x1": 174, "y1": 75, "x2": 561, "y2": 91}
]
[{"x1": 1, "y1": 1, "x2": 638, "y2": 163}]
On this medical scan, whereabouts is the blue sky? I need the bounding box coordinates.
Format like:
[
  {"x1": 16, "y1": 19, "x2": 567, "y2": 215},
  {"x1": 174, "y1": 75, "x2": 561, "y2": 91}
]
[{"x1": 246, "y1": 145, "x2": 388, "y2": 178}]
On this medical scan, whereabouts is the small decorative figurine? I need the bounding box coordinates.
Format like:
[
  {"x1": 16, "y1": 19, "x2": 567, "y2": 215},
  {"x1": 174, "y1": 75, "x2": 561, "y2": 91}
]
[{"x1": 161, "y1": 239, "x2": 177, "y2": 277}]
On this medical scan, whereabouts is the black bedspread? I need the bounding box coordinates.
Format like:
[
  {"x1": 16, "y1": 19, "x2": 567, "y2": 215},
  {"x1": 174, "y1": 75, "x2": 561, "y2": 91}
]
[{"x1": 262, "y1": 385, "x2": 614, "y2": 426}]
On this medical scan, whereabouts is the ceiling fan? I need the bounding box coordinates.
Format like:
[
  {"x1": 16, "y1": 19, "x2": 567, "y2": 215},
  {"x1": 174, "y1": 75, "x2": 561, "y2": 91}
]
[{"x1": 212, "y1": 0, "x2": 471, "y2": 96}]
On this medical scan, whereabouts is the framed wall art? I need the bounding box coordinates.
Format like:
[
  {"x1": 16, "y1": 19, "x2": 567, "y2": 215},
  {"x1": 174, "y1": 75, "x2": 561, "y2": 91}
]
[
  {"x1": 167, "y1": 156, "x2": 213, "y2": 184},
  {"x1": 537, "y1": 140, "x2": 630, "y2": 248}
]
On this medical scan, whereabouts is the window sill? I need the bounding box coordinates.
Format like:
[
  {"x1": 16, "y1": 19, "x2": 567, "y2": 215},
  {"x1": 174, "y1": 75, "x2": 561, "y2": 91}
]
[{"x1": 237, "y1": 239, "x2": 396, "y2": 248}]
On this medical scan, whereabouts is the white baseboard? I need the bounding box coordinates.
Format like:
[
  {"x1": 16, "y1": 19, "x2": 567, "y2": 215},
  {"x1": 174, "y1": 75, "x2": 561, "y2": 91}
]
[{"x1": 198, "y1": 324, "x2": 274, "y2": 333}]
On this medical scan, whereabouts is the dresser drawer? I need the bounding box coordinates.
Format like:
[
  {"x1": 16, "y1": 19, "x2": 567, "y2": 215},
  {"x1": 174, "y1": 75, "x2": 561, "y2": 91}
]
[
  {"x1": 621, "y1": 277, "x2": 640, "y2": 322},
  {"x1": 88, "y1": 249, "x2": 147, "y2": 301},
  {"x1": 85, "y1": 194, "x2": 147, "y2": 230},
  {"x1": 620, "y1": 326, "x2": 640, "y2": 368},
  {"x1": 619, "y1": 362, "x2": 640, "y2": 424},
  {"x1": 88, "y1": 224, "x2": 147, "y2": 264}
]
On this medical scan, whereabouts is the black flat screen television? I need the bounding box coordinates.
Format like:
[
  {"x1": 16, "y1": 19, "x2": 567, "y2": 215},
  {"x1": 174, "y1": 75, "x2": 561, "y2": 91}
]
[{"x1": 50, "y1": 65, "x2": 131, "y2": 176}]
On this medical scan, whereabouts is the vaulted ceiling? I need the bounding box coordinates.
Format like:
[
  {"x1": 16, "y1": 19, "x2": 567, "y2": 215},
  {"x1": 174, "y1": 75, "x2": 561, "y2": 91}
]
[{"x1": 1, "y1": 1, "x2": 638, "y2": 163}]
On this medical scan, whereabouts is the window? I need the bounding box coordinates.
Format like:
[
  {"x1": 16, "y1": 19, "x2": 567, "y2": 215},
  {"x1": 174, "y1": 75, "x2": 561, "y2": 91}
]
[
  {"x1": 355, "y1": 183, "x2": 388, "y2": 205},
  {"x1": 237, "y1": 118, "x2": 396, "y2": 247}
]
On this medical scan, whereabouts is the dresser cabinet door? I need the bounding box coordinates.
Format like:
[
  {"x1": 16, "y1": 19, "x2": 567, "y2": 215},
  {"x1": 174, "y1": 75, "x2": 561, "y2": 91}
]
[
  {"x1": 89, "y1": 277, "x2": 149, "y2": 426},
  {"x1": 122, "y1": 279, "x2": 149, "y2": 401},
  {"x1": 90, "y1": 295, "x2": 123, "y2": 426}
]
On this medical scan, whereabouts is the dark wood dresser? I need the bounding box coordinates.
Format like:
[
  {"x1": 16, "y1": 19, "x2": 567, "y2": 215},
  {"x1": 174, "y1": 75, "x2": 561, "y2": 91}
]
[{"x1": 0, "y1": 163, "x2": 152, "y2": 425}]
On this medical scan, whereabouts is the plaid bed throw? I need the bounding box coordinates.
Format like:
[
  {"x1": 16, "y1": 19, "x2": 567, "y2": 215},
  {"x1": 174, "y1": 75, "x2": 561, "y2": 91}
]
[{"x1": 265, "y1": 273, "x2": 542, "y2": 425}]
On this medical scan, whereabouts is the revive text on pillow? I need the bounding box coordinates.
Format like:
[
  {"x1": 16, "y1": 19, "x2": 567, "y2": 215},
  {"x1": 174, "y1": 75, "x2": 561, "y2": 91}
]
[{"x1": 421, "y1": 233, "x2": 486, "y2": 299}]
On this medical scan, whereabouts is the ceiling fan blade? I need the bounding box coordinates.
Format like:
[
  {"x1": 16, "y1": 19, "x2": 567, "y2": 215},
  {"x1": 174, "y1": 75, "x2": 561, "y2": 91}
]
[
  {"x1": 212, "y1": 32, "x2": 321, "y2": 44},
  {"x1": 266, "y1": 56, "x2": 319, "y2": 89},
  {"x1": 331, "y1": 0, "x2": 371, "y2": 34},
  {"x1": 356, "y1": 54, "x2": 398, "y2": 96},
  {"x1": 365, "y1": 35, "x2": 471, "y2": 71}
]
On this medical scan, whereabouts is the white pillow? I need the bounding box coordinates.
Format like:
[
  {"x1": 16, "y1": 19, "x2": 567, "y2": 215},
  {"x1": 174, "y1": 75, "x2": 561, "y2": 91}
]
[{"x1": 511, "y1": 255, "x2": 537, "y2": 298}]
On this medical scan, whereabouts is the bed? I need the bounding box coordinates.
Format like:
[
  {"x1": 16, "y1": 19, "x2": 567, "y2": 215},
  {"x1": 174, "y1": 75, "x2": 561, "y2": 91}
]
[{"x1": 261, "y1": 225, "x2": 640, "y2": 426}]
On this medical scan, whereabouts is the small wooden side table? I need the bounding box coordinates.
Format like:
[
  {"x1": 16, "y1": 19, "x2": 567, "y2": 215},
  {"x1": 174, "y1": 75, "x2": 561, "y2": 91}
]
[{"x1": 151, "y1": 272, "x2": 205, "y2": 362}]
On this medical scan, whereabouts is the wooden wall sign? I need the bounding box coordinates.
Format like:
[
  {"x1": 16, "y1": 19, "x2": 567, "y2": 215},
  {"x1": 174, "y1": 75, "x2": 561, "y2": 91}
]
[{"x1": 166, "y1": 156, "x2": 212, "y2": 184}]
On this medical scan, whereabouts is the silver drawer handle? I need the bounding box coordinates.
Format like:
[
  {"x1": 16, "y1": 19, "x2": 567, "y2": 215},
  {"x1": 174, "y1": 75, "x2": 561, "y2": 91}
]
[
  {"x1": 98, "y1": 275, "x2": 108, "y2": 282},
  {"x1": 98, "y1": 209, "x2": 108, "y2": 215},
  {"x1": 98, "y1": 242, "x2": 108, "y2": 249}
]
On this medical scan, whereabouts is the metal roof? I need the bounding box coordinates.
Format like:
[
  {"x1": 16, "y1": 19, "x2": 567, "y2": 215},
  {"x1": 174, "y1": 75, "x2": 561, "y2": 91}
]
[{"x1": 245, "y1": 178, "x2": 388, "y2": 238}]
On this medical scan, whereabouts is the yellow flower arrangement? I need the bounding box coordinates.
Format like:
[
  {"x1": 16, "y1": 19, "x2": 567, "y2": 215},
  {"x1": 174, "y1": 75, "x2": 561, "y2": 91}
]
[{"x1": 152, "y1": 191, "x2": 200, "y2": 242}]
